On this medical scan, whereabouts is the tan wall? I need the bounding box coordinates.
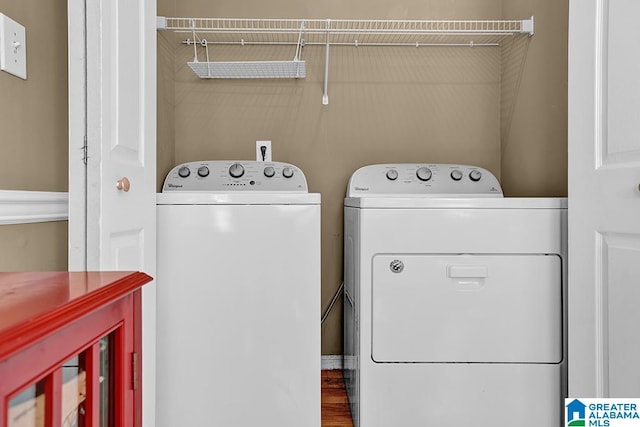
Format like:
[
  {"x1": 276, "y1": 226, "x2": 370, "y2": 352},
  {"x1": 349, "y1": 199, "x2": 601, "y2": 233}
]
[
  {"x1": 0, "y1": 222, "x2": 68, "y2": 270},
  {"x1": 501, "y1": 0, "x2": 568, "y2": 196},
  {"x1": 157, "y1": 0, "x2": 177, "y2": 190},
  {"x1": 158, "y1": 0, "x2": 568, "y2": 354},
  {"x1": 0, "y1": 1, "x2": 68, "y2": 271}
]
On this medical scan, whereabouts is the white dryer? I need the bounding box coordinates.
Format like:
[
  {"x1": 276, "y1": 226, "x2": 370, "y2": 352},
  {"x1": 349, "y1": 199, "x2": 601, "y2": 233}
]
[
  {"x1": 156, "y1": 160, "x2": 320, "y2": 427},
  {"x1": 344, "y1": 164, "x2": 567, "y2": 427}
]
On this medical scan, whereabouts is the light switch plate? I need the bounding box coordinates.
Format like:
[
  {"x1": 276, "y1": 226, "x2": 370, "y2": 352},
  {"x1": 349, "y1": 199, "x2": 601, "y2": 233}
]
[{"x1": 0, "y1": 13, "x2": 27, "y2": 80}]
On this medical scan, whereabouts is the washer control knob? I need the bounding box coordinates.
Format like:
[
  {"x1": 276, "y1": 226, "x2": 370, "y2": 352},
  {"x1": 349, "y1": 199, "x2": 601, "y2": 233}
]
[
  {"x1": 178, "y1": 166, "x2": 190, "y2": 178},
  {"x1": 469, "y1": 169, "x2": 482, "y2": 182},
  {"x1": 263, "y1": 166, "x2": 276, "y2": 178},
  {"x1": 282, "y1": 167, "x2": 294, "y2": 178},
  {"x1": 229, "y1": 163, "x2": 245, "y2": 178},
  {"x1": 450, "y1": 169, "x2": 463, "y2": 181},
  {"x1": 416, "y1": 167, "x2": 433, "y2": 182},
  {"x1": 197, "y1": 166, "x2": 210, "y2": 177},
  {"x1": 386, "y1": 169, "x2": 399, "y2": 181}
]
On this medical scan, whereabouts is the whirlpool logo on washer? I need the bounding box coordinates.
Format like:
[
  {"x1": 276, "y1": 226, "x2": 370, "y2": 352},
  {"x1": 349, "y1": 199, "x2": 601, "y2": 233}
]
[{"x1": 354, "y1": 186, "x2": 369, "y2": 192}]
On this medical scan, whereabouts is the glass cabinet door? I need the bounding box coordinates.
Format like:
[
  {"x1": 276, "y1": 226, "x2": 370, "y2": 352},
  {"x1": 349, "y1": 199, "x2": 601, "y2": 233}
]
[
  {"x1": 98, "y1": 336, "x2": 113, "y2": 427},
  {"x1": 8, "y1": 379, "x2": 46, "y2": 427},
  {"x1": 7, "y1": 332, "x2": 117, "y2": 427},
  {"x1": 61, "y1": 354, "x2": 86, "y2": 427}
]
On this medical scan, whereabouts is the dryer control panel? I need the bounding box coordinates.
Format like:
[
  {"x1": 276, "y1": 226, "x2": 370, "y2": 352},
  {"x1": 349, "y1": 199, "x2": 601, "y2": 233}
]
[
  {"x1": 162, "y1": 161, "x2": 308, "y2": 192},
  {"x1": 347, "y1": 164, "x2": 503, "y2": 197}
]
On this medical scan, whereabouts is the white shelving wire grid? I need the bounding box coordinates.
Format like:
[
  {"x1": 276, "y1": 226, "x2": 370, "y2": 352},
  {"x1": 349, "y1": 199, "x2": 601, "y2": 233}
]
[{"x1": 158, "y1": 16, "x2": 534, "y2": 103}]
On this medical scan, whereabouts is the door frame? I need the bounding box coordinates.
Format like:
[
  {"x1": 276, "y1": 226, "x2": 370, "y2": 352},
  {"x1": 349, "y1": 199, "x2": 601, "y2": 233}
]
[
  {"x1": 67, "y1": 0, "x2": 87, "y2": 272},
  {"x1": 67, "y1": 1, "x2": 157, "y2": 426}
]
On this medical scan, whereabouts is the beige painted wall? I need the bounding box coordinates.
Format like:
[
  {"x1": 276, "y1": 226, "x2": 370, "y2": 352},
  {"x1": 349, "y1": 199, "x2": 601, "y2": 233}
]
[
  {"x1": 0, "y1": 222, "x2": 68, "y2": 270},
  {"x1": 501, "y1": 0, "x2": 568, "y2": 196},
  {"x1": 157, "y1": 0, "x2": 568, "y2": 354},
  {"x1": 0, "y1": 1, "x2": 68, "y2": 271},
  {"x1": 157, "y1": 0, "x2": 176, "y2": 190}
]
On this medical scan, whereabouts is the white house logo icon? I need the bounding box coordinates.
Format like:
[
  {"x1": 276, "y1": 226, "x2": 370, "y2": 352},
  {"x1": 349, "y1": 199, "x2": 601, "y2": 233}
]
[
  {"x1": 566, "y1": 398, "x2": 640, "y2": 426},
  {"x1": 567, "y1": 399, "x2": 586, "y2": 426}
]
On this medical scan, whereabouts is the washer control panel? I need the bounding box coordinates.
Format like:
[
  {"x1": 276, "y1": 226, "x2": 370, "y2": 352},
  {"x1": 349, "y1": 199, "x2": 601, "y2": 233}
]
[
  {"x1": 162, "y1": 161, "x2": 308, "y2": 192},
  {"x1": 347, "y1": 164, "x2": 502, "y2": 197}
]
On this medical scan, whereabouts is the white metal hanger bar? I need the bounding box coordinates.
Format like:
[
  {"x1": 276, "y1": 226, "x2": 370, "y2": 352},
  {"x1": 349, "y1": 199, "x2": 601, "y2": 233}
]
[{"x1": 323, "y1": 19, "x2": 331, "y2": 105}]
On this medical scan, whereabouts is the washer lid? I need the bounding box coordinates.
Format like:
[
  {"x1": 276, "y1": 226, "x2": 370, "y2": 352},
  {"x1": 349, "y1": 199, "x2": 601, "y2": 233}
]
[
  {"x1": 162, "y1": 160, "x2": 308, "y2": 193},
  {"x1": 157, "y1": 192, "x2": 320, "y2": 205},
  {"x1": 346, "y1": 163, "x2": 503, "y2": 198}
]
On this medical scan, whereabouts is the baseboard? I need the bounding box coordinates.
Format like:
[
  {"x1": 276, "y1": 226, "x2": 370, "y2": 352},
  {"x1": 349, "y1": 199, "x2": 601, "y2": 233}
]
[
  {"x1": 0, "y1": 190, "x2": 69, "y2": 225},
  {"x1": 321, "y1": 355, "x2": 343, "y2": 370}
]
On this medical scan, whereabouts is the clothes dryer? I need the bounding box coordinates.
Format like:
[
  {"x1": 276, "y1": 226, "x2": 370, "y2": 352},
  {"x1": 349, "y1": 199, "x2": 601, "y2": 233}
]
[
  {"x1": 344, "y1": 163, "x2": 567, "y2": 427},
  {"x1": 156, "y1": 160, "x2": 320, "y2": 427}
]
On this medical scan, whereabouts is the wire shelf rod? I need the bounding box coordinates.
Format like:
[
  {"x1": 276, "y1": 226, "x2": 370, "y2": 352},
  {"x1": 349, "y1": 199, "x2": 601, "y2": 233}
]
[
  {"x1": 172, "y1": 29, "x2": 519, "y2": 37},
  {"x1": 161, "y1": 17, "x2": 534, "y2": 36},
  {"x1": 182, "y1": 40, "x2": 501, "y2": 48}
]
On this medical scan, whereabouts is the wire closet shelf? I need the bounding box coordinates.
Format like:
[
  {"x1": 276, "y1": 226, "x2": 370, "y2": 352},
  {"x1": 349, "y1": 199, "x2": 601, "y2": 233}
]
[{"x1": 157, "y1": 16, "x2": 534, "y2": 103}]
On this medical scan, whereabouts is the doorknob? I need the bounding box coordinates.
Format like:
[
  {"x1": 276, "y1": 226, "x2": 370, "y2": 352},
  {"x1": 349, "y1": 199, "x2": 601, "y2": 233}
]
[{"x1": 116, "y1": 177, "x2": 131, "y2": 192}]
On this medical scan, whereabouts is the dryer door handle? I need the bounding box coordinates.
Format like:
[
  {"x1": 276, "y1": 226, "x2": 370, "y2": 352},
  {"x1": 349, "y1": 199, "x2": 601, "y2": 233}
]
[{"x1": 447, "y1": 265, "x2": 488, "y2": 278}]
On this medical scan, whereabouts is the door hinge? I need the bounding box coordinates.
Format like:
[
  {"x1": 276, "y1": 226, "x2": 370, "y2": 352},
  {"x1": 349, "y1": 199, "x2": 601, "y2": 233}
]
[
  {"x1": 132, "y1": 352, "x2": 138, "y2": 390},
  {"x1": 82, "y1": 135, "x2": 88, "y2": 165}
]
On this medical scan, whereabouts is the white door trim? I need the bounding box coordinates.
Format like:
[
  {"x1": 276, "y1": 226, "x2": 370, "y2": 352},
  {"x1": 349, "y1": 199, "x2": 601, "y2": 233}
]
[
  {"x1": 67, "y1": 0, "x2": 87, "y2": 272},
  {"x1": 568, "y1": 0, "x2": 640, "y2": 397}
]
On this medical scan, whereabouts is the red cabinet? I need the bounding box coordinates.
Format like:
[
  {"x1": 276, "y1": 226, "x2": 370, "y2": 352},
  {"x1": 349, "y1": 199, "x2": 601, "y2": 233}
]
[{"x1": 0, "y1": 272, "x2": 152, "y2": 427}]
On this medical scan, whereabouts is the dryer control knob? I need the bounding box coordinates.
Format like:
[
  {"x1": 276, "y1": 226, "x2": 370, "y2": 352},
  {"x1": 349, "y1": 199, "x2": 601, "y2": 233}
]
[
  {"x1": 450, "y1": 169, "x2": 463, "y2": 181},
  {"x1": 386, "y1": 169, "x2": 398, "y2": 181},
  {"x1": 229, "y1": 163, "x2": 245, "y2": 178},
  {"x1": 263, "y1": 166, "x2": 276, "y2": 178},
  {"x1": 469, "y1": 169, "x2": 482, "y2": 182},
  {"x1": 197, "y1": 166, "x2": 210, "y2": 177},
  {"x1": 178, "y1": 166, "x2": 190, "y2": 178},
  {"x1": 282, "y1": 167, "x2": 294, "y2": 178},
  {"x1": 416, "y1": 167, "x2": 433, "y2": 182}
]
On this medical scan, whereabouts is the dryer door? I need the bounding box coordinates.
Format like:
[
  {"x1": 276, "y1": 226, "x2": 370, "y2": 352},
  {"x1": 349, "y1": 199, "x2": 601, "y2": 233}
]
[{"x1": 371, "y1": 254, "x2": 562, "y2": 363}]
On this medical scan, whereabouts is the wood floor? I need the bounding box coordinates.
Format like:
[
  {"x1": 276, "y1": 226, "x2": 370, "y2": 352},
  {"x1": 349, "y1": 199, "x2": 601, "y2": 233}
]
[{"x1": 321, "y1": 370, "x2": 354, "y2": 427}]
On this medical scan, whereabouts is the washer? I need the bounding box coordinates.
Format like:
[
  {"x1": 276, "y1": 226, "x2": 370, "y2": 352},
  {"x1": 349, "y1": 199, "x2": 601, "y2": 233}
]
[
  {"x1": 156, "y1": 160, "x2": 320, "y2": 427},
  {"x1": 344, "y1": 163, "x2": 567, "y2": 427}
]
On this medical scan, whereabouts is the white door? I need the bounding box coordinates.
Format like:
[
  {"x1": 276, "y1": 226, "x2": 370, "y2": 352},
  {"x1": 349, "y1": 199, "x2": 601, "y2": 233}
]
[
  {"x1": 568, "y1": 0, "x2": 640, "y2": 396},
  {"x1": 68, "y1": 0, "x2": 157, "y2": 425}
]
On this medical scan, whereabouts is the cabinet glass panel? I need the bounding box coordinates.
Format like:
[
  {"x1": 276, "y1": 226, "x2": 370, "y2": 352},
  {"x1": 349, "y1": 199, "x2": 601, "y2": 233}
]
[
  {"x1": 99, "y1": 335, "x2": 113, "y2": 427},
  {"x1": 61, "y1": 355, "x2": 86, "y2": 426},
  {"x1": 8, "y1": 379, "x2": 46, "y2": 427}
]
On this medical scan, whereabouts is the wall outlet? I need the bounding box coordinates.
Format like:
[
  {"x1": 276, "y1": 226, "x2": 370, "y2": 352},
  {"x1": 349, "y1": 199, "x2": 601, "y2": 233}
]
[
  {"x1": 0, "y1": 13, "x2": 27, "y2": 80},
  {"x1": 256, "y1": 140, "x2": 272, "y2": 161}
]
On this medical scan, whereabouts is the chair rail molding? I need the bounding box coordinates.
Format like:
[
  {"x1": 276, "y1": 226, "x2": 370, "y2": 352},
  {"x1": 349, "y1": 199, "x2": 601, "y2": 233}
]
[{"x1": 0, "y1": 190, "x2": 69, "y2": 225}]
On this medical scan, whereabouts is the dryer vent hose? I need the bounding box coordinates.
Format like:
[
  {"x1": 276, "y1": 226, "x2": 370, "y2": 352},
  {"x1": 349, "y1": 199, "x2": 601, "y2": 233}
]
[{"x1": 321, "y1": 282, "x2": 344, "y2": 326}]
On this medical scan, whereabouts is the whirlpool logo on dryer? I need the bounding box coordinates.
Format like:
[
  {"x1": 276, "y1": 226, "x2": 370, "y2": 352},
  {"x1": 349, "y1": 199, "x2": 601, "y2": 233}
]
[{"x1": 354, "y1": 186, "x2": 369, "y2": 192}]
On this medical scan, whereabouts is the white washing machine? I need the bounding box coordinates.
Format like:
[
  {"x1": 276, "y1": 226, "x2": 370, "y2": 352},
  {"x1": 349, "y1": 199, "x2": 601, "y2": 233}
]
[
  {"x1": 344, "y1": 163, "x2": 567, "y2": 427},
  {"x1": 156, "y1": 160, "x2": 320, "y2": 427}
]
